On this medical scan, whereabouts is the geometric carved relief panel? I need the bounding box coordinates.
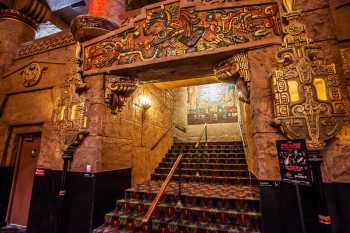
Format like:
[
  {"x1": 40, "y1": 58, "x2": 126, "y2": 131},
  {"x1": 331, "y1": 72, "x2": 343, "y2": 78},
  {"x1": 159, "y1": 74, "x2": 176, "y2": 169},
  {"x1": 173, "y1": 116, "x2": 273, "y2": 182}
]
[{"x1": 272, "y1": 0, "x2": 347, "y2": 152}]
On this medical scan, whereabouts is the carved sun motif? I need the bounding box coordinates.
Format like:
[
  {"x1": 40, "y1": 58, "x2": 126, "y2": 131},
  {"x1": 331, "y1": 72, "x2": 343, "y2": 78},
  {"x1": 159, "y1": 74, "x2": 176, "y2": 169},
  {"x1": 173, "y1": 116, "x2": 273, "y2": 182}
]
[{"x1": 21, "y1": 63, "x2": 46, "y2": 87}]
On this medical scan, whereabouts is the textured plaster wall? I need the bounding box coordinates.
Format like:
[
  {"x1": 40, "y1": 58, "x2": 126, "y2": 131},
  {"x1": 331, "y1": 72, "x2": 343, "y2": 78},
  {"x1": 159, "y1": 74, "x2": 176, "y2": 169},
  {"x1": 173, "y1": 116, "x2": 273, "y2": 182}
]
[
  {"x1": 101, "y1": 84, "x2": 174, "y2": 187},
  {"x1": 324, "y1": 0, "x2": 350, "y2": 183},
  {"x1": 172, "y1": 87, "x2": 242, "y2": 142}
]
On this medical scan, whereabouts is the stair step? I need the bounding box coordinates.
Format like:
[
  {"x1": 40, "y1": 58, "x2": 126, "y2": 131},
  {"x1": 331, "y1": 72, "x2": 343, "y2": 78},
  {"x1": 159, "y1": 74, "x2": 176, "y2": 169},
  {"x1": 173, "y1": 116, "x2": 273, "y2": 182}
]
[
  {"x1": 126, "y1": 181, "x2": 260, "y2": 201},
  {"x1": 154, "y1": 168, "x2": 250, "y2": 177},
  {"x1": 151, "y1": 174, "x2": 256, "y2": 185},
  {"x1": 96, "y1": 212, "x2": 261, "y2": 233},
  {"x1": 115, "y1": 199, "x2": 261, "y2": 216},
  {"x1": 171, "y1": 149, "x2": 244, "y2": 154},
  {"x1": 163, "y1": 158, "x2": 247, "y2": 164},
  {"x1": 159, "y1": 162, "x2": 248, "y2": 170},
  {"x1": 166, "y1": 153, "x2": 246, "y2": 158}
]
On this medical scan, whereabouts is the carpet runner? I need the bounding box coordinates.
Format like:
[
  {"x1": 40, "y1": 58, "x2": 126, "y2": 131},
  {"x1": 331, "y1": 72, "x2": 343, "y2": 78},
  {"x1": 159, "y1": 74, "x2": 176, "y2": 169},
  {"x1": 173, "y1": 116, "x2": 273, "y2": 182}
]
[{"x1": 94, "y1": 142, "x2": 261, "y2": 233}]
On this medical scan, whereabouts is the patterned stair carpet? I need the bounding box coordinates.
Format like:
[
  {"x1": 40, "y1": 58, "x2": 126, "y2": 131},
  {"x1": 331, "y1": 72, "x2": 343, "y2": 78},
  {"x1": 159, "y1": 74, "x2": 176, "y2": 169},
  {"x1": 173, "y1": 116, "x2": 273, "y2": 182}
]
[{"x1": 94, "y1": 142, "x2": 262, "y2": 233}]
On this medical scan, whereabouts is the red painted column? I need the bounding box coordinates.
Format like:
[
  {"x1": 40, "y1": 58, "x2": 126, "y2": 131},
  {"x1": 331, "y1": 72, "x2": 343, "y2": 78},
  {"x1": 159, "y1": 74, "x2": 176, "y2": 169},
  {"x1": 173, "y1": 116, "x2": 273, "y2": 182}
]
[{"x1": 88, "y1": 0, "x2": 126, "y2": 26}]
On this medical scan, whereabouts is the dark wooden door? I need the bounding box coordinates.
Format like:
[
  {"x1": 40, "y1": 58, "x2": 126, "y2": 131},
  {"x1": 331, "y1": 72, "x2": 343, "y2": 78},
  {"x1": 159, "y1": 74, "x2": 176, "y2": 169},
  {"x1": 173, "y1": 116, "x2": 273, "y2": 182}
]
[{"x1": 9, "y1": 134, "x2": 41, "y2": 226}]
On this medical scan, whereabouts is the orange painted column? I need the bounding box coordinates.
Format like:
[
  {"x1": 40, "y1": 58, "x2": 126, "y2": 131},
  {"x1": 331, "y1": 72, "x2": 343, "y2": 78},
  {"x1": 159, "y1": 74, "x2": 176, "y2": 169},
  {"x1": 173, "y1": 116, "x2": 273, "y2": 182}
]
[{"x1": 88, "y1": 0, "x2": 126, "y2": 26}]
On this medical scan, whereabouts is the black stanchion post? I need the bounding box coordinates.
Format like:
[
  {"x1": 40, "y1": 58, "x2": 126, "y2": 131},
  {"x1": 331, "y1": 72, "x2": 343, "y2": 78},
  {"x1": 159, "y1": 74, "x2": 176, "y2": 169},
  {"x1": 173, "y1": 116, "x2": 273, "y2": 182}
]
[
  {"x1": 309, "y1": 150, "x2": 331, "y2": 233},
  {"x1": 54, "y1": 131, "x2": 88, "y2": 233},
  {"x1": 295, "y1": 183, "x2": 307, "y2": 233}
]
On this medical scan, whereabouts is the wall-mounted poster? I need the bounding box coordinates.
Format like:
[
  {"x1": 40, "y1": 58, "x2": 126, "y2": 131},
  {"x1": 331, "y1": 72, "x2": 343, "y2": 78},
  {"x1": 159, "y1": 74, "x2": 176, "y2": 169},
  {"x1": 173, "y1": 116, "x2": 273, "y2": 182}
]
[
  {"x1": 187, "y1": 83, "x2": 238, "y2": 125},
  {"x1": 276, "y1": 140, "x2": 312, "y2": 186}
]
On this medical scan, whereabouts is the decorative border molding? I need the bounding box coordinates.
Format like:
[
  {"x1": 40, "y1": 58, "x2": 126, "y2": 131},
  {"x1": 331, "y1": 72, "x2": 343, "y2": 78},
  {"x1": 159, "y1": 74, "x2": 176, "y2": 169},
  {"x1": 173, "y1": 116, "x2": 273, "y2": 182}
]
[{"x1": 16, "y1": 32, "x2": 76, "y2": 59}]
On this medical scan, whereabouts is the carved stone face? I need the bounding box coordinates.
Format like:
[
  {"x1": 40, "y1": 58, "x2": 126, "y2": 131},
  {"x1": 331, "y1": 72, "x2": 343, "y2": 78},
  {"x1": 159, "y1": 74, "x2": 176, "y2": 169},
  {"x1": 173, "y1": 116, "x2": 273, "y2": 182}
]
[
  {"x1": 214, "y1": 59, "x2": 240, "y2": 82},
  {"x1": 214, "y1": 56, "x2": 250, "y2": 103}
]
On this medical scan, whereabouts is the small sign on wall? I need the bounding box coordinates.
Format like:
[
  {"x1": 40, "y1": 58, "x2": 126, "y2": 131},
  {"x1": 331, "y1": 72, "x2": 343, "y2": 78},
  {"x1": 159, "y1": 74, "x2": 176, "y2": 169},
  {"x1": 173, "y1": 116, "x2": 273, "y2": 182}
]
[{"x1": 276, "y1": 140, "x2": 312, "y2": 186}]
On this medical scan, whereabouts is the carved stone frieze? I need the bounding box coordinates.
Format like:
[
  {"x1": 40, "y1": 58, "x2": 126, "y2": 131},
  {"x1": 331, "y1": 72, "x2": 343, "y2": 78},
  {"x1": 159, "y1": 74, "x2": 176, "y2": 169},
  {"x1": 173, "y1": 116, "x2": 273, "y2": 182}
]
[
  {"x1": 16, "y1": 32, "x2": 76, "y2": 59},
  {"x1": 271, "y1": 0, "x2": 347, "y2": 152},
  {"x1": 214, "y1": 53, "x2": 250, "y2": 103},
  {"x1": 21, "y1": 62, "x2": 47, "y2": 87},
  {"x1": 105, "y1": 76, "x2": 137, "y2": 114},
  {"x1": 83, "y1": 0, "x2": 281, "y2": 73}
]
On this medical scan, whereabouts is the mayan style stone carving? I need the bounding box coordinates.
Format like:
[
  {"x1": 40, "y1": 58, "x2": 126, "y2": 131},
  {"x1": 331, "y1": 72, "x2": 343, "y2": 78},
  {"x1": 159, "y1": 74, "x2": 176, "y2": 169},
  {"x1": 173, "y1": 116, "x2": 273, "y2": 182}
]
[
  {"x1": 214, "y1": 53, "x2": 250, "y2": 103},
  {"x1": 105, "y1": 76, "x2": 137, "y2": 114},
  {"x1": 82, "y1": 0, "x2": 281, "y2": 73},
  {"x1": 271, "y1": 0, "x2": 347, "y2": 152},
  {"x1": 52, "y1": 78, "x2": 89, "y2": 148},
  {"x1": 21, "y1": 63, "x2": 47, "y2": 87},
  {"x1": 69, "y1": 42, "x2": 88, "y2": 92}
]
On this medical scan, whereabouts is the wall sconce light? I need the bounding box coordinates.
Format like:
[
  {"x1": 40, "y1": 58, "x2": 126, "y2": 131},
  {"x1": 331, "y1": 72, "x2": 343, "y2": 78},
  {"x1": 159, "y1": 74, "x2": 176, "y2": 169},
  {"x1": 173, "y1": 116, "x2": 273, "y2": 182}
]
[{"x1": 139, "y1": 95, "x2": 151, "y2": 110}]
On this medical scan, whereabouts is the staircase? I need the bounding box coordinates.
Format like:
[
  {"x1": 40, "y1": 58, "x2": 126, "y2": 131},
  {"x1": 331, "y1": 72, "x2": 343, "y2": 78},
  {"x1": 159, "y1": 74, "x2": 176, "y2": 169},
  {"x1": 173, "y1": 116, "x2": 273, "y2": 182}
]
[{"x1": 94, "y1": 142, "x2": 262, "y2": 233}]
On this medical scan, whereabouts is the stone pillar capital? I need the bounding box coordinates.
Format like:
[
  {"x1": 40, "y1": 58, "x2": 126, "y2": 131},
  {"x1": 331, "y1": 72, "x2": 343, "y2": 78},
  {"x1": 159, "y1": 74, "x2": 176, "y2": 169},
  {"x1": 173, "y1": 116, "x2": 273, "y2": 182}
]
[
  {"x1": 0, "y1": 9, "x2": 37, "y2": 29},
  {"x1": 0, "y1": 0, "x2": 50, "y2": 29},
  {"x1": 70, "y1": 15, "x2": 118, "y2": 42}
]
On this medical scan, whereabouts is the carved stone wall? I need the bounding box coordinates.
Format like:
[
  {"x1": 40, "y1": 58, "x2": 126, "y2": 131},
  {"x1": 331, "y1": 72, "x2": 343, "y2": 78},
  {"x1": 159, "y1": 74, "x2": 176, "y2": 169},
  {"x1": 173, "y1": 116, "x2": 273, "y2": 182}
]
[
  {"x1": 244, "y1": 0, "x2": 350, "y2": 181},
  {"x1": 0, "y1": 38, "x2": 175, "y2": 187},
  {"x1": 0, "y1": 39, "x2": 74, "y2": 169},
  {"x1": 101, "y1": 83, "x2": 174, "y2": 186}
]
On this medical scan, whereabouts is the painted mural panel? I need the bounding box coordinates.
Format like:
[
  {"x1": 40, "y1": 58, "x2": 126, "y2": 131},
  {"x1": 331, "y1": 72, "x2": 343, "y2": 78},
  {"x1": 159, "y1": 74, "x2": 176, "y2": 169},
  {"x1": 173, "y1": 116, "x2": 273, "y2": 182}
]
[{"x1": 187, "y1": 83, "x2": 237, "y2": 125}]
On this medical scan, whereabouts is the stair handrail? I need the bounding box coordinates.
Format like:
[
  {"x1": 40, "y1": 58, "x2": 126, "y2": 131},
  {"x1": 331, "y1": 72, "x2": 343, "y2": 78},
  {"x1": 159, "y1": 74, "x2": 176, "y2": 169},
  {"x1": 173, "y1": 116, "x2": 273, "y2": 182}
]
[
  {"x1": 150, "y1": 125, "x2": 173, "y2": 151},
  {"x1": 141, "y1": 153, "x2": 184, "y2": 224},
  {"x1": 195, "y1": 122, "x2": 208, "y2": 148}
]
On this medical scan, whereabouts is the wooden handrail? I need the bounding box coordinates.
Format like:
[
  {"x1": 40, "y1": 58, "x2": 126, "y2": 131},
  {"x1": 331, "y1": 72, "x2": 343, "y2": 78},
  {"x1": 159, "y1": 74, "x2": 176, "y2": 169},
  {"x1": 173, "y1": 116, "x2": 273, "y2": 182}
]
[
  {"x1": 174, "y1": 123, "x2": 186, "y2": 133},
  {"x1": 150, "y1": 125, "x2": 173, "y2": 151},
  {"x1": 142, "y1": 153, "x2": 184, "y2": 224},
  {"x1": 195, "y1": 123, "x2": 208, "y2": 148}
]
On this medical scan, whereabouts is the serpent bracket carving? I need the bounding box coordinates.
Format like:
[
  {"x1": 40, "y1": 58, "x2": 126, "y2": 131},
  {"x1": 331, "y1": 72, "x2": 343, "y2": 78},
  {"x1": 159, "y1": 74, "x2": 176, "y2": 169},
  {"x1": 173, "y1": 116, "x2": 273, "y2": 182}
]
[
  {"x1": 105, "y1": 76, "x2": 138, "y2": 114},
  {"x1": 214, "y1": 53, "x2": 250, "y2": 103}
]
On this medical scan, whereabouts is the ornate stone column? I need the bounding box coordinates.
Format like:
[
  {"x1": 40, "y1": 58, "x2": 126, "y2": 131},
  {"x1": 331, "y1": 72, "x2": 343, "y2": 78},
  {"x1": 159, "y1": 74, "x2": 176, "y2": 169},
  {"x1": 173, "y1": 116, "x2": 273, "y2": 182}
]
[{"x1": 0, "y1": 0, "x2": 50, "y2": 75}]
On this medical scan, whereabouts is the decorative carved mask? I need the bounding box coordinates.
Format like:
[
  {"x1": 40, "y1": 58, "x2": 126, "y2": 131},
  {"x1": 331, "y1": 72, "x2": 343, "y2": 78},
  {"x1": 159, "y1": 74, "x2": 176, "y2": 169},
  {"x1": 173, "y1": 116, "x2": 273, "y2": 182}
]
[
  {"x1": 105, "y1": 76, "x2": 138, "y2": 114},
  {"x1": 271, "y1": 0, "x2": 347, "y2": 151},
  {"x1": 214, "y1": 53, "x2": 250, "y2": 103}
]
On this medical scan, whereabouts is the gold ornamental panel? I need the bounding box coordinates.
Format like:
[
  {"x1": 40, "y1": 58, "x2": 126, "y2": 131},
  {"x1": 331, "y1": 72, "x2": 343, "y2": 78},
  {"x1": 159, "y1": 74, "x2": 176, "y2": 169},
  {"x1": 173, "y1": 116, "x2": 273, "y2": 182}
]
[{"x1": 271, "y1": 0, "x2": 347, "y2": 151}]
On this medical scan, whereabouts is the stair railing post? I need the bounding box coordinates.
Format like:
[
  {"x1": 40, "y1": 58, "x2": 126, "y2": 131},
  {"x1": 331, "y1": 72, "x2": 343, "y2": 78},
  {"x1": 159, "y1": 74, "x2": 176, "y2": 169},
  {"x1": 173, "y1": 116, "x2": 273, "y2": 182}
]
[
  {"x1": 205, "y1": 123, "x2": 208, "y2": 147},
  {"x1": 177, "y1": 147, "x2": 183, "y2": 207}
]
